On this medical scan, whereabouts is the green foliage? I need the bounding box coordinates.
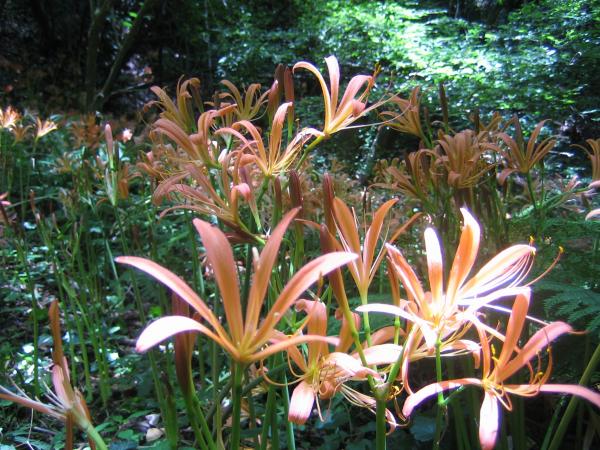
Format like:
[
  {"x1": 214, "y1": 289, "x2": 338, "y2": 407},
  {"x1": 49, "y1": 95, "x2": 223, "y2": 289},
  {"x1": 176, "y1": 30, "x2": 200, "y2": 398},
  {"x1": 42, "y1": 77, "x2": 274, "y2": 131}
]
[{"x1": 541, "y1": 281, "x2": 600, "y2": 337}]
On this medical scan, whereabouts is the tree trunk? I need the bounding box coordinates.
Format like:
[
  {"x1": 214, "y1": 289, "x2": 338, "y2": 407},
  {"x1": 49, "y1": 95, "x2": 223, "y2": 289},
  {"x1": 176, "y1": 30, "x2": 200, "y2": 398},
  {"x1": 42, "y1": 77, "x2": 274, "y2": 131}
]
[
  {"x1": 84, "y1": 0, "x2": 114, "y2": 111},
  {"x1": 92, "y1": 0, "x2": 159, "y2": 111}
]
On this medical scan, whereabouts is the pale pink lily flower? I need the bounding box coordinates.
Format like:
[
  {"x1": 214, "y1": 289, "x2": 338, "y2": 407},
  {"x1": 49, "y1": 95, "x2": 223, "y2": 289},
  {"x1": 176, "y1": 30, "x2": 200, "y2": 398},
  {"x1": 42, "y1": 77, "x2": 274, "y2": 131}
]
[
  {"x1": 0, "y1": 192, "x2": 10, "y2": 207},
  {"x1": 357, "y1": 208, "x2": 534, "y2": 392},
  {"x1": 0, "y1": 106, "x2": 21, "y2": 129},
  {"x1": 401, "y1": 290, "x2": 600, "y2": 450},
  {"x1": 274, "y1": 299, "x2": 379, "y2": 425},
  {"x1": 117, "y1": 209, "x2": 357, "y2": 365},
  {"x1": 0, "y1": 301, "x2": 96, "y2": 448},
  {"x1": 120, "y1": 128, "x2": 133, "y2": 143},
  {"x1": 35, "y1": 117, "x2": 58, "y2": 139},
  {"x1": 293, "y1": 56, "x2": 375, "y2": 137},
  {"x1": 586, "y1": 208, "x2": 600, "y2": 220},
  {"x1": 358, "y1": 208, "x2": 535, "y2": 349}
]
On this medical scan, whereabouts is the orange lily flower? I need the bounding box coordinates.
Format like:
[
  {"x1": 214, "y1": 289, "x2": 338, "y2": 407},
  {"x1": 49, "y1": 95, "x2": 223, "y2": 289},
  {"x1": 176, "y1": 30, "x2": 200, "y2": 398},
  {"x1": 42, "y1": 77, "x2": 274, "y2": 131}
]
[
  {"x1": 0, "y1": 105, "x2": 21, "y2": 129},
  {"x1": 117, "y1": 209, "x2": 357, "y2": 365},
  {"x1": 220, "y1": 102, "x2": 323, "y2": 177},
  {"x1": 360, "y1": 208, "x2": 535, "y2": 348},
  {"x1": 435, "y1": 130, "x2": 497, "y2": 189},
  {"x1": 148, "y1": 77, "x2": 202, "y2": 133},
  {"x1": 219, "y1": 80, "x2": 270, "y2": 121},
  {"x1": 497, "y1": 118, "x2": 556, "y2": 182},
  {"x1": 35, "y1": 117, "x2": 58, "y2": 140},
  {"x1": 152, "y1": 153, "x2": 259, "y2": 242},
  {"x1": 293, "y1": 56, "x2": 375, "y2": 137},
  {"x1": 574, "y1": 138, "x2": 600, "y2": 181},
  {"x1": 379, "y1": 87, "x2": 425, "y2": 141},
  {"x1": 401, "y1": 289, "x2": 600, "y2": 450},
  {"x1": 357, "y1": 208, "x2": 534, "y2": 392}
]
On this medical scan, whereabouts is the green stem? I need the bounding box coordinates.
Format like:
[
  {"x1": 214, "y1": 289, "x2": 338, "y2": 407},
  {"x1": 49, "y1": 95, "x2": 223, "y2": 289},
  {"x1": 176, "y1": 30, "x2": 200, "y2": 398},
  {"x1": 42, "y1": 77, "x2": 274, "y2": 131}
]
[
  {"x1": 546, "y1": 342, "x2": 600, "y2": 450},
  {"x1": 280, "y1": 369, "x2": 295, "y2": 450},
  {"x1": 183, "y1": 395, "x2": 209, "y2": 450},
  {"x1": 375, "y1": 394, "x2": 387, "y2": 450},
  {"x1": 230, "y1": 362, "x2": 245, "y2": 450},
  {"x1": 295, "y1": 134, "x2": 324, "y2": 169},
  {"x1": 359, "y1": 292, "x2": 374, "y2": 348},
  {"x1": 192, "y1": 395, "x2": 218, "y2": 450},
  {"x1": 260, "y1": 385, "x2": 277, "y2": 450},
  {"x1": 433, "y1": 336, "x2": 445, "y2": 450},
  {"x1": 84, "y1": 423, "x2": 109, "y2": 450}
]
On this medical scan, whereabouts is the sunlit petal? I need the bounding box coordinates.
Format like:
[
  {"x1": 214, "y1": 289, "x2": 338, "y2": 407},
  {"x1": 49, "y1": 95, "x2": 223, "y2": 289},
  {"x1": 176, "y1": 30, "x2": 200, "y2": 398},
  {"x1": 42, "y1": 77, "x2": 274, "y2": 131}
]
[
  {"x1": 538, "y1": 384, "x2": 600, "y2": 408},
  {"x1": 460, "y1": 245, "x2": 534, "y2": 298},
  {"x1": 245, "y1": 209, "x2": 299, "y2": 336},
  {"x1": 424, "y1": 228, "x2": 443, "y2": 306},
  {"x1": 479, "y1": 392, "x2": 500, "y2": 450},
  {"x1": 362, "y1": 343, "x2": 404, "y2": 366},
  {"x1": 136, "y1": 315, "x2": 237, "y2": 357},
  {"x1": 115, "y1": 256, "x2": 227, "y2": 339},
  {"x1": 500, "y1": 321, "x2": 572, "y2": 381},
  {"x1": 446, "y1": 208, "x2": 480, "y2": 302},
  {"x1": 402, "y1": 379, "x2": 480, "y2": 417},
  {"x1": 496, "y1": 290, "x2": 530, "y2": 369},
  {"x1": 193, "y1": 219, "x2": 244, "y2": 344},
  {"x1": 289, "y1": 380, "x2": 316, "y2": 425},
  {"x1": 254, "y1": 251, "x2": 358, "y2": 347},
  {"x1": 293, "y1": 61, "x2": 332, "y2": 128}
]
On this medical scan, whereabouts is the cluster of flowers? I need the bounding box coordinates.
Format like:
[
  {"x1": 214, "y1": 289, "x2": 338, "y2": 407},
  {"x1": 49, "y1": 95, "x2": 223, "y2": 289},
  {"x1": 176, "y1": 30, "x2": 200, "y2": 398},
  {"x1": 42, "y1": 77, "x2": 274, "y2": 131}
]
[
  {"x1": 2, "y1": 56, "x2": 599, "y2": 449},
  {"x1": 117, "y1": 56, "x2": 600, "y2": 449}
]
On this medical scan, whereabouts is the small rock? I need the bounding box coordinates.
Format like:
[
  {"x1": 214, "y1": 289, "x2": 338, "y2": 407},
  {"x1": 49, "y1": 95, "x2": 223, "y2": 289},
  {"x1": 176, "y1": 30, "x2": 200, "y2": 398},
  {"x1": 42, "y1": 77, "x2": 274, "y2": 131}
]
[{"x1": 146, "y1": 427, "x2": 163, "y2": 443}]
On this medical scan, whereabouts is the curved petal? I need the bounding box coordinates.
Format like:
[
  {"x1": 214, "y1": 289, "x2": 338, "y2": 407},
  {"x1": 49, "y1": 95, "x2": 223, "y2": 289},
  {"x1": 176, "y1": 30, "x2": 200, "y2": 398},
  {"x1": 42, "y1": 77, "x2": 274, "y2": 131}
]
[
  {"x1": 424, "y1": 228, "x2": 444, "y2": 307},
  {"x1": 268, "y1": 103, "x2": 293, "y2": 167},
  {"x1": 362, "y1": 343, "x2": 403, "y2": 366},
  {"x1": 538, "y1": 384, "x2": 600, "y2": 409},
  {"x1": 293, "y1": 61, "x2": 332, "y2": 130},
  {"x1": 244, "y1": 209, "x2": 299, "y2": 336},
  {"x1": 296, "y1": 299, "x2": 328, "y2": 363},
  {"x1": 333, "y1": 197, "x2": 361, "y2": 254},
  {"x1": 446, "y1": 208, "x2": 480, "y2": 303},
  {"x1": 325, "y1": 56, "x2": 340, "y2": 118},
  {"x1": 136, "y1": 315, "x2": 238, "y2": 357},
  {"x1": 402, "y1": 378, "x2": 480, "y2": 417},
  {"x1": 386, "y1": 244, "x2": 426, "y2": 304},
  {"x1": 500, "y1": 321, "x2": 573, "y2": 381},
  {"x1": 289, "y1": 380, "x2": 316, "y2": 425},
  {"x1": 460, "y1": 245, "x2": 534, "y2": 298},
  {"x1": 252, "y1": 334, "x2": 340, "y2": 363},
  {"x1": 479, "y1": 391, "x2": 500, "y2": 450},
  {"x1": 369, "y1": 325, "x2": 402, "y2": 346},
  {"x1": 193, "y1": 219, "x2": 244, "y2": 345},
  {"x1": 496, "y1": 290, "x2": 530, "y2": 369},
  {"x1": 363, "y1": 198, "x2": 397, "y2": 283},
  {"x1": 333, "y1": 197, "x2": 364, "y2": 291},
  {"x1": 116, "y1": 256, "x2": 227, "y2": 339},
  {"x1": 254, "y1": 252, "x2": 358, "y2": 348}
]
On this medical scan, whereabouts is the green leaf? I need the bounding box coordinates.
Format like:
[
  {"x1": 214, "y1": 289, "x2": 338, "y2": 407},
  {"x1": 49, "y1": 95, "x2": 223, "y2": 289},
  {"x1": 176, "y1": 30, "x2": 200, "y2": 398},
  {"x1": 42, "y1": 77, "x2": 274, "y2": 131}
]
[{"x1": 409, "y1": 414, "x2": 437, "y2": 442}]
